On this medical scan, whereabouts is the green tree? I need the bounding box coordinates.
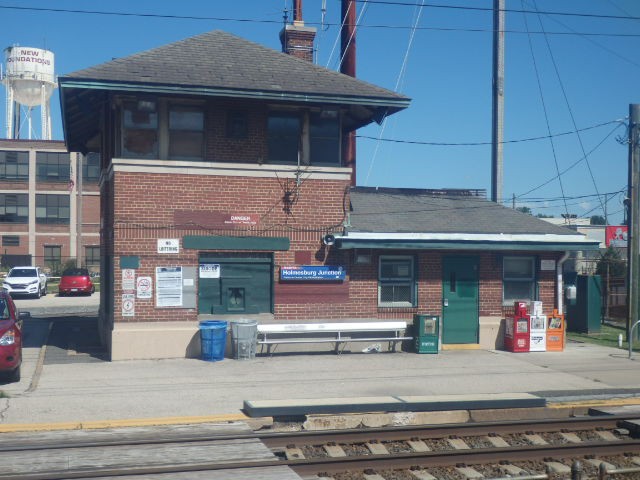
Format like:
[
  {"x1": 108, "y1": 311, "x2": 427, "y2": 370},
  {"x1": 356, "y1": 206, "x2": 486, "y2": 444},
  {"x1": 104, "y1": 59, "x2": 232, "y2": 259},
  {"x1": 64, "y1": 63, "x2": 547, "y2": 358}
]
[
  {"x1": 590, "y1": 215, "x2": 606, "y2": 225},
  {"x1": 516, "y1": 206, "x2": 532, "y2": 215},
  {"x1": 596, "y1": 246, "x2": 626, "y2": 278}
]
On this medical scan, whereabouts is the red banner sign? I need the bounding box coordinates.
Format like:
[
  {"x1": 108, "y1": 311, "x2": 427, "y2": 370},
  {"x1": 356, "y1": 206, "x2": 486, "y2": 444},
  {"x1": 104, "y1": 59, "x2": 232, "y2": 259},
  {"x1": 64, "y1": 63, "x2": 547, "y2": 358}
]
[{"x1": 606, "y1": 225, "x2": 628, "y2": 247}]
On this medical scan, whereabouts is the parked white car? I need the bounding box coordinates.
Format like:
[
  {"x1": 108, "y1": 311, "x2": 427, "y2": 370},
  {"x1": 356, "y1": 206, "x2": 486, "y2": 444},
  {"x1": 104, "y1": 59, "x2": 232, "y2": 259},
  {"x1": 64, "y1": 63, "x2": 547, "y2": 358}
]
[{"x1": 2, "y1": 267, "x2": 47, "y2": 298}]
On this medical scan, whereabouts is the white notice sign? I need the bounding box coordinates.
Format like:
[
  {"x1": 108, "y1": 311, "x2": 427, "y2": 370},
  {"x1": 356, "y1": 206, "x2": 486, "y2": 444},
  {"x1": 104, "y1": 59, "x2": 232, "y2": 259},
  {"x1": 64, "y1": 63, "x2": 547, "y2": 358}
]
[
  {"x1": 540, "y1": 260, "x2": 556, "y2": 271},
  {"x1": 122, "y1": 269, "x2": 135, "y2": 291},
  {"x1": 199, "y1": 263, "x2": 220, "y2": 278},
  {"x1": 122, "y1": 293, "x2": 135, "y2": 317},
  {"x1": 156, "y1": 266, "x2": 183, "y2": 307},
  {"x1": 158, "y1": 239, "x2": 179, "y2": 254},
  {"x1": 136, "y1": 276, "x2": 153, "y2": 299}
]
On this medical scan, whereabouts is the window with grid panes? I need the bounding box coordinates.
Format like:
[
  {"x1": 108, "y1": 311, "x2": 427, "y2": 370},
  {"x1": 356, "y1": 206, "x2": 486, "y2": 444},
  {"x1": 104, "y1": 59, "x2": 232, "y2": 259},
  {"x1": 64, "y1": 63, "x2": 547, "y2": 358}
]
[
  {"x1": 36, "y1": 152, "x2": 71, "y2": 181},
  {"x1": 82, "y1": 153, "x2": 100, "y2": 182},
  {"x1": 0, "y1": 194, "x2": 28, "y2": 223},
  {"x1": 503, "y1": 256, "x2": 537, "y2": 305},
  {"x1": 85, "y1": 246, "x2": 100, "y2": 266},
  {"x1": 36, "y1": 195, "x2": 70, "y2": 225},
  {"x1": 0, "y1": 151, "x2": 28, "y2": 180},
  {"x1": 378, "y1": 256, "x2": 416, "y2": 307},
  {"x1": 2, "y1": 236, "x2": 19, "y2": 247}
]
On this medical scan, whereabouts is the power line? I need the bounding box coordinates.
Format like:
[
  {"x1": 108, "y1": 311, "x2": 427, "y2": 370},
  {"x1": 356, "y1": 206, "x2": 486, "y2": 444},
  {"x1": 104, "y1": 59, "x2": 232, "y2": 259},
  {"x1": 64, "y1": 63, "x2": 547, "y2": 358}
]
[
  {"x1": 0, "y1": 5, "x2": 638, "y2": 37},
  {"x1": 515, "y1": 121, "x2": 625, "y2": 199},
  {"x1": 356, "y1": 118, "x2": 625, "y2": 146},
  {"x1": 347, "y1": 0, "x2": 640, "y2": 22},
  {"x1": 521, "y1": 0, "x2": 569, "y2": 217}
]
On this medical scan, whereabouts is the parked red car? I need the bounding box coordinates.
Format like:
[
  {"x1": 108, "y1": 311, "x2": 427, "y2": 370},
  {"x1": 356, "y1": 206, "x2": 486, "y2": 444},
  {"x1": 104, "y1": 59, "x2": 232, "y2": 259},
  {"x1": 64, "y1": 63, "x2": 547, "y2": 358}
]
[
  {"x1": 0, "y1": 291, "x2": 29, "y2": 383},
  {"x1": 59, "y1": 268, "x2": 95, "y2": 296}
]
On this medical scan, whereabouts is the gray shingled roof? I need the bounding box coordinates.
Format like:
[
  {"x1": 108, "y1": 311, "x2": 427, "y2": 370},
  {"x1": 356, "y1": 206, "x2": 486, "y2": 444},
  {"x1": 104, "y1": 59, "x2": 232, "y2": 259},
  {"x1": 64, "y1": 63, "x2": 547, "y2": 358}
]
[
  {"x1": 348, "y1": 187, "x2": 584, "y2": 236},
  {"x1": 63, "y1": 30, "x2": 408, "y2": 104}
]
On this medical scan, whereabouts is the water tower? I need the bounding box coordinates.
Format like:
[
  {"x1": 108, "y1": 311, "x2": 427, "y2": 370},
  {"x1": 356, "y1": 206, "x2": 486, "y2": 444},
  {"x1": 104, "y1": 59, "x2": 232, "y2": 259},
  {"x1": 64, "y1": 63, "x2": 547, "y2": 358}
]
[{"x1": 2, "y1": 46, "x2": 56, "y2": 140}]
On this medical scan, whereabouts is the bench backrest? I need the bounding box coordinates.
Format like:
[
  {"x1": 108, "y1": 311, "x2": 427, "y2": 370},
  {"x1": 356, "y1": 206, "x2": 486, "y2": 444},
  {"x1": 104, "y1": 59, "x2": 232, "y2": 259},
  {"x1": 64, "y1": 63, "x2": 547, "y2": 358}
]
[{"x1": 257, "y1": 321, "x2": 407, "y2": 334}]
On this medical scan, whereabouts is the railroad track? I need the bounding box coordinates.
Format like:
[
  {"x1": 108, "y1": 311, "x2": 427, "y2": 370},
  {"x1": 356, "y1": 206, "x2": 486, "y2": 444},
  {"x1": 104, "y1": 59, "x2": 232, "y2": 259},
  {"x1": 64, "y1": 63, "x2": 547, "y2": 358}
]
[{"x1": 3, "y1": 415, "x2": 640, "y2": 479}]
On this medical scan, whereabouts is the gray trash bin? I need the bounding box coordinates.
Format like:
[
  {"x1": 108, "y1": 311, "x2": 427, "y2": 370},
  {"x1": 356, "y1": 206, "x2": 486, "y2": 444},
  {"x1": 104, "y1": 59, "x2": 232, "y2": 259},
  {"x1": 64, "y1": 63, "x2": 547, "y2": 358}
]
[{"x1": 230, "y1": 319, "x2": 258, "y2": 359}]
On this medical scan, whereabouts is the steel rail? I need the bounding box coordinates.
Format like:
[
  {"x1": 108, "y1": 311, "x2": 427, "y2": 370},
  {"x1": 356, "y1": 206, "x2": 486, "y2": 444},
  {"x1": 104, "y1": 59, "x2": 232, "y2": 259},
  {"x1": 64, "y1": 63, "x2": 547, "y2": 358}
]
[
  {"x1": 3, "y1": 414, "x2": 638, "y2": 453},
  {"x1": 2, "y1": 438, "x2": 639, "y2": 480},
  {"x1": 289, "y1": 439, "x2": 640, "y2": 476},
  {"x1": 261, "y1": 415, "x2": 636, "y2": 448}
]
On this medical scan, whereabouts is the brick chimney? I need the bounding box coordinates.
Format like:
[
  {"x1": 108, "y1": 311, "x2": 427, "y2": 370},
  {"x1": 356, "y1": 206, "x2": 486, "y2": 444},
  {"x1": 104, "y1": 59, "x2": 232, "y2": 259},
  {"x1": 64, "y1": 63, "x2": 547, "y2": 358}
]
[{"x1": 280, "y1": 1, "x2": 316, "y2": 62}]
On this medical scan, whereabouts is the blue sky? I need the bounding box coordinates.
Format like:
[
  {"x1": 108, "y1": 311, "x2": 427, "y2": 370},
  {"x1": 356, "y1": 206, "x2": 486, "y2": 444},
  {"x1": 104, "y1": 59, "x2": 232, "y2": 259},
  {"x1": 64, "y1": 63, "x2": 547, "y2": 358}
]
[{"x1": 1, "y1": 1, "x2": 637, "y2": 224}]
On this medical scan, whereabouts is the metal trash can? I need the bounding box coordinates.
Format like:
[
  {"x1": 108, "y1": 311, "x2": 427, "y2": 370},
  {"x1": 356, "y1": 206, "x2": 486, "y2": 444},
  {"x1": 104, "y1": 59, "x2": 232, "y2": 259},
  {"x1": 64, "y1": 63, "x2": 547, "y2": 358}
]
[
  {"x1": 230, "y1": 319, "x2": 258, "y2": 360},
  {"x1": 199, "y1": 320, "x2": 227, "y2": 362}
]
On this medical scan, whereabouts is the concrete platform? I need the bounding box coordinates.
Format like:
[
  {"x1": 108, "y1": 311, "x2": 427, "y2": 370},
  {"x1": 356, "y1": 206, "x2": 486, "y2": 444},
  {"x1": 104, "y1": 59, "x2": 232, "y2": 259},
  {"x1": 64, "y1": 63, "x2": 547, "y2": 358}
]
[{"x1": 243, "y1": 393, "x2": 545, "y2": 417}]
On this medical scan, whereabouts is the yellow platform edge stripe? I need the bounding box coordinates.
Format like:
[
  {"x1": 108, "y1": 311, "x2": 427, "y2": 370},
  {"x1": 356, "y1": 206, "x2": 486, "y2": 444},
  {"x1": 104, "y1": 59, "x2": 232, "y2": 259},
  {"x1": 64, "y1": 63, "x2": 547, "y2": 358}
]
[
  {"x1": 0, "y1": 413, "x2": 249, "y2": 433},
  {"x1": 547, "y1": 397, "x2": 640, "y2": 409}
]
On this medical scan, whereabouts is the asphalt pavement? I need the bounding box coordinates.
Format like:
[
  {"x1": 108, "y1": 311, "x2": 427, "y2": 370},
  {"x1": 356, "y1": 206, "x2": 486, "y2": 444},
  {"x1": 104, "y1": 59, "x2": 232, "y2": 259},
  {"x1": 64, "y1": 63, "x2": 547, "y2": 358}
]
[{"x1": 2, "y1": 294, "x2": 640, "y2": 430}]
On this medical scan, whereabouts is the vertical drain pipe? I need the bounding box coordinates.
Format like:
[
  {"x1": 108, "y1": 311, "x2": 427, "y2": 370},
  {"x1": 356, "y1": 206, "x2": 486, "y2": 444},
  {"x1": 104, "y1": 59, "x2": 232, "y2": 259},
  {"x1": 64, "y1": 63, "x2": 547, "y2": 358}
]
[{"x1": 557, "y1": 251, "x2": 570, "y2": 314}]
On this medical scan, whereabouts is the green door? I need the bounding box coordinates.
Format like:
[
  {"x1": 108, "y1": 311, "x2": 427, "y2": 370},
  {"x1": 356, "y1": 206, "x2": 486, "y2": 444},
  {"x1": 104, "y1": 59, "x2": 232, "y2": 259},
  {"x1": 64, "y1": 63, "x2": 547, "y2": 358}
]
[
  {"x1": 442, "y1": 256, "x2": 479, "y2": 344},
  {"x1": 198, "y1": 258, "x2": 272, "y2": 315}
]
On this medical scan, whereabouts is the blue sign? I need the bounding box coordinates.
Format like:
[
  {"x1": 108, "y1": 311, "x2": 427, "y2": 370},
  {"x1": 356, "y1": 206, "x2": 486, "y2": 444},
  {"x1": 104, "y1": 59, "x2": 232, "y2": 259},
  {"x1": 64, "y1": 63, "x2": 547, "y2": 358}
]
[{"x1": 280, "y1": 265, "x2": 346, "y2": 281}]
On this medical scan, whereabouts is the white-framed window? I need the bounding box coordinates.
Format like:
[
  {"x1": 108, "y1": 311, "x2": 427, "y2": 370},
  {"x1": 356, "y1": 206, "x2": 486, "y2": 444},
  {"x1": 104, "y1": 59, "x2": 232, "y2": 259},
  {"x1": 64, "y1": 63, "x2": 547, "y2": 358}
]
[
  {"x1": 378, "y1": 255, "x2": 416, "y2": 307},
  {"x1": 503, "y1": 256, "x2": 536, "y2": 305}
]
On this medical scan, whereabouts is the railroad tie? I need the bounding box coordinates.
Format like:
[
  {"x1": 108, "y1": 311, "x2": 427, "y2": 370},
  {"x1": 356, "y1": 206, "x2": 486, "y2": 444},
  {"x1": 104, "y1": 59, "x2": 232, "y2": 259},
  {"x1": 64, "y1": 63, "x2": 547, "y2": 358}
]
[
  {"x1": 500, "y1": 464, "x2": 528, "y2": 476},
  {"x1": 455, "y1": 466, "x2": 484, "y2": 479},
  {"x1": 586, "y1": 459, "x2": 617, "y2": 471},
  {"x1": 559, "y1": 432, "x2": 582, "y2": 443},
  {"x1": 545, "y1": 461, "x2": 571, "y2": 474},
  {"x1": 366, "y1": 442, "x2": 390, "y2": 455},
  {"x1": 524, "y1": 433, "x2": 548, "y2": 445},
  {"x1": 485, "y1": 435, "x2": 510, "y2": 448},
  {"x1": 410, "y1": 470, "x2": 437, "y2": 480},
  {"x1": 363, "y1": 473, "x2": 386, "y2": 480},
  {"x1": 407, "y1": 439, "x2": 431, "y2": 452},
  {"x1": 323, "y1": 444, "x2": 347, "y2": 457},
  {"x1": 596, "y1": 430, "x2": 621, "y2": 441},
  {"x1": 447, "y1": 438, "x2": 471, "y2": 450},
  {"x1": 284, "y1": 446, "x2": 305, "y2": 460}
]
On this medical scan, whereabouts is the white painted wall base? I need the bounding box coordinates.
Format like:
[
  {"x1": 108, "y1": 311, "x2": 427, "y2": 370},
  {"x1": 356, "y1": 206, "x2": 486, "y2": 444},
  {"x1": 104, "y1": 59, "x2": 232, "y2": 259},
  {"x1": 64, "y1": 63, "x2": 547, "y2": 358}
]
[
  {"x1": 479, "y1": 316, "x2": 505, "y2": 350},
  {"x1": 111, "y1": 321, "x2": 201, "y2": 360}
]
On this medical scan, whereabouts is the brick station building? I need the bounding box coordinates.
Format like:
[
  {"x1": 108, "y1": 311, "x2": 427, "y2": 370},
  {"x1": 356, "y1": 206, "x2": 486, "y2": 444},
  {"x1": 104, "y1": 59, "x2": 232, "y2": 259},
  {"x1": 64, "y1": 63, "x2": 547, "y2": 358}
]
[{"x1": 59, "y1": 28, "x2": 597, "y2": 360}]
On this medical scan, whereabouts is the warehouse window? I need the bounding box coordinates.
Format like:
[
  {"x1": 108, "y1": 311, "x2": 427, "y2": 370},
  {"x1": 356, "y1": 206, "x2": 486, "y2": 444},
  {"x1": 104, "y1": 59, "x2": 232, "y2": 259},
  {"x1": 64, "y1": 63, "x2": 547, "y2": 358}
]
[
  {"x1": 503, "y1": 256, "x2": 537, "y2": 305},
  {"x1": 36, "y1": 195, "x2": 70, "y2": 225},
  {"x1": 378, "y1": 256, "x2": 416, "y2": 307},
  {"x1": 0, "y1": 194, "x2": 28, "y2": 223},
  {"x1": 36, "y1": 152, "x2": 71, "y2": 182},
  {"x1": 0, "y1": 151, "x2": 28, "y2": 180},
  {"x1": 2, "y1": 236, "x2": 19, "y2": 247},
  {"x1": 44, "y1": 245, "x2": 62, "y2": 275},
  {"x1": 85, "y1": 246, "x2": 100, "y2": 266},
  {"x1": 82, "y1": 153, "x2": 101, "y2": 182}
]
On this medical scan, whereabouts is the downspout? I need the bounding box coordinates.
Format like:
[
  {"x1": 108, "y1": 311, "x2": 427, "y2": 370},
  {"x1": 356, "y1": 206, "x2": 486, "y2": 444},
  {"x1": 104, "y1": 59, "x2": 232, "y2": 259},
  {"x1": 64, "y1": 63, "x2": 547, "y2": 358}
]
[{"x1": 557, "y1": 251, "x2": 570, "y2": 314}]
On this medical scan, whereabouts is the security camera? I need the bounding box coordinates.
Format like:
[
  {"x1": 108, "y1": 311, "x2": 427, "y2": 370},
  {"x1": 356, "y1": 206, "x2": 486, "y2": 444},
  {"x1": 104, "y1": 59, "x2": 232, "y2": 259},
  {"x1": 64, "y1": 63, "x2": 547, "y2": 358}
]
[{"x1": 323, "y1": 234, "x2": 336, "y2": 246}]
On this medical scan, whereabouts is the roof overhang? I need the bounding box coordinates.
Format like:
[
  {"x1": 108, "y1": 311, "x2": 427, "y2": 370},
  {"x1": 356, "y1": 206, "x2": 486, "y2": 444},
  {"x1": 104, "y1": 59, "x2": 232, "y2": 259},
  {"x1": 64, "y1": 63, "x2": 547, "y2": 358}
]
[
  {"x1": 59, "y1": 77, "x2": 410, "y2": 152},
  {"x1": 335, "y1": 232, "x2": 600, "y2": 252}
]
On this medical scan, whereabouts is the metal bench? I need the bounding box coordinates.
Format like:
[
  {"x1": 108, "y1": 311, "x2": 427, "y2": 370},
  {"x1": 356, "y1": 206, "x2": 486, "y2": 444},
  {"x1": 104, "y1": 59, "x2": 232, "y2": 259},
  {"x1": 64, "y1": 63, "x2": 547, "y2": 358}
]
[{"x1": 257, "y1": 321, "x2": 411, "y2": 355}]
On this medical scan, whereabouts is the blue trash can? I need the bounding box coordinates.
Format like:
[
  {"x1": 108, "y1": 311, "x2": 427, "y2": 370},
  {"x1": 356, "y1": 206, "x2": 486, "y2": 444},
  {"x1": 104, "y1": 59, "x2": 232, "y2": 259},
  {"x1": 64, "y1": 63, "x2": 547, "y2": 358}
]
[{"x1": 199, "y1": 320, "x2": 227, "y2": 361}]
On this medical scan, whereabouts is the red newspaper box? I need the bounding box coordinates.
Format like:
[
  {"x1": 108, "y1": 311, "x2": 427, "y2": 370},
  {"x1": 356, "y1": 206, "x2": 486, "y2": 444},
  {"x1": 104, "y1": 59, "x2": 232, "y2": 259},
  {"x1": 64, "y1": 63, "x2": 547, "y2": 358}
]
[{"x1": 505, "y1": 316, "x2": 530, "y2": 352}]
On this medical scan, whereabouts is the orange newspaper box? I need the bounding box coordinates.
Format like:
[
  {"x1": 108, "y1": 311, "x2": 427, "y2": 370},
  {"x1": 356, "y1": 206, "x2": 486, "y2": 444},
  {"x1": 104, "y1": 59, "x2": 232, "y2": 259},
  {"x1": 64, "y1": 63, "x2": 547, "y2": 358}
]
[{"x1": 546, "y1": 309, "x2": 565, "y2": 351}]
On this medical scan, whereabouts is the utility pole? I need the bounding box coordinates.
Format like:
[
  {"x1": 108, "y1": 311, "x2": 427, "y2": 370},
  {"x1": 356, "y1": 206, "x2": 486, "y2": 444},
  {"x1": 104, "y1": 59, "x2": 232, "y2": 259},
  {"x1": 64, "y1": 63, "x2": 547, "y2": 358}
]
[
  {"x1": 627, "y1": 104, "x2": 640, "y2": 341},
  {"x1": 491, "y1": 0, "x2": 505, "y2": 203},
  {"x1": 341, "y1": 0, "x2": 357, "y2": 186}
]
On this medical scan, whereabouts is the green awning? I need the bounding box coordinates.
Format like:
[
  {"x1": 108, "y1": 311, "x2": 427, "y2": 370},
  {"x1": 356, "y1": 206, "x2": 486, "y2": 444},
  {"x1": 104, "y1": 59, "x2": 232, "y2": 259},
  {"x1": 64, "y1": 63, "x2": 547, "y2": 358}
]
[
  {"x1": 336, "y1": 238, "x2": 599, "y2": 252},
  {"x1": 184, "y1": 235, "x2": 290, "y2": 251}
]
